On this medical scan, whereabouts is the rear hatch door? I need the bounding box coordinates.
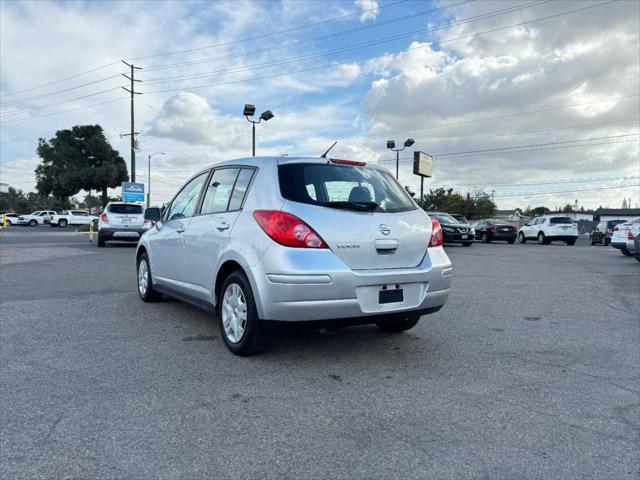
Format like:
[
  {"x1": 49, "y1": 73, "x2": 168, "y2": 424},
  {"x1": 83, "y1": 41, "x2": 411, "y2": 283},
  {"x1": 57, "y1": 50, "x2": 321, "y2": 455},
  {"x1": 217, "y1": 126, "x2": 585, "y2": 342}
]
[{"x1": 107, "y1": 203, "x2": 144, "y2": 228}]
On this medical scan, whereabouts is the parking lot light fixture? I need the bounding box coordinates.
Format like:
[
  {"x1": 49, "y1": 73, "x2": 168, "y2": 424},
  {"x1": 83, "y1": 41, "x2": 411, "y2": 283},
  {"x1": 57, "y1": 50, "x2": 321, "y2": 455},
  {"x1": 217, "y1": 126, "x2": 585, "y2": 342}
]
[
  {"x1": 387, "y1": 138, "x2": 416, "y2": 179},
  {"x1": 147, "y1": 152, "x2": 165, "y2": 207},
  {"x1": 244, "y1": 104, "x2": 274, "y2": 156}
]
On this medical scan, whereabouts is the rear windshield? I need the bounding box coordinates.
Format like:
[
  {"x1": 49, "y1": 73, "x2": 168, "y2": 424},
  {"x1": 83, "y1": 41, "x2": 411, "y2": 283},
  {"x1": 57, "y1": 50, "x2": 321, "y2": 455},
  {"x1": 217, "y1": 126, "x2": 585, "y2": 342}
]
[
  {"x1": 278, "y1": 163, "x2": 416, "y2": 213},
  {"x1": 607, "y1": 220, "x2": 625, "y2": 227},
  {"x1": 108, "y1": 204, "x2": 143, "y2": 214},
  {"x1": 550, "y1": 217, "x2": 572, "y2": 224}
]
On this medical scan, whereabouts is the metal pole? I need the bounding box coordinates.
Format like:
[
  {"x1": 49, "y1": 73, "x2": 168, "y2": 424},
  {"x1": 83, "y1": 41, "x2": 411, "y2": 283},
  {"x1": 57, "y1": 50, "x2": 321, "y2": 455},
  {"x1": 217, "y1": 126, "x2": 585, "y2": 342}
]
[
  {"x1": 395, "y1": 150, "x2": 399, "y2": 179},
  {"x1": 420, "y1": 177, "x2": 424, "y2": 203},
  {"x1": 130, "y1": 63, "x2": 136, "y2": 182},
  {"x1": 252, "y1": 122, "x2": 256, "y2": 157},
  {"x1": 147, "y1": 154, "x2": 151, "y2": 208}
]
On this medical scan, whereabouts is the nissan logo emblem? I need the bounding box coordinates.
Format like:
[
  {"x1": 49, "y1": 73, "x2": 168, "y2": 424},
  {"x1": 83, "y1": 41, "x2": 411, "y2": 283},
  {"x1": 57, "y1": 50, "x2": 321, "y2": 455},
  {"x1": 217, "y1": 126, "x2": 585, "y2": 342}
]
[{"x1": 379, "y1": 223, "x2": 391, "y2": 235}]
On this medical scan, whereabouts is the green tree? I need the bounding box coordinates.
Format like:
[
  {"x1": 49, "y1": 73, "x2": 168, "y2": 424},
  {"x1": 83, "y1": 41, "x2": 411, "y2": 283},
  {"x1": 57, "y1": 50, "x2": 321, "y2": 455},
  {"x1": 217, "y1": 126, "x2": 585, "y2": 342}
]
[
  {"x1": 35, "y1": 125, "x2": 128, "y2": 209},
  {"x1": 525, "y1": 206, "x2": 551, "y2": 217}
]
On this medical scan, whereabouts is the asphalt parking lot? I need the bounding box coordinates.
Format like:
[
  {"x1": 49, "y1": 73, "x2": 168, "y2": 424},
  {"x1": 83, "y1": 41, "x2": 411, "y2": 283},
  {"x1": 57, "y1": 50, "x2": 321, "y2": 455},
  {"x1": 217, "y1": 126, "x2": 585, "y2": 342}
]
[{"x1": 1, "y1": 227, "x2": 638, "y2": 480}]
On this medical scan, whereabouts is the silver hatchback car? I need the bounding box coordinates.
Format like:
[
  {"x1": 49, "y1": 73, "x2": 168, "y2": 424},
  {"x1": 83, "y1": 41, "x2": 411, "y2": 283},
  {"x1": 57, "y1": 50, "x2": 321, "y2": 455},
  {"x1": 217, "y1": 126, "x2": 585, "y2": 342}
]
[{"x1": 136, "y1": 156, "x2": 452, "y2": 355}]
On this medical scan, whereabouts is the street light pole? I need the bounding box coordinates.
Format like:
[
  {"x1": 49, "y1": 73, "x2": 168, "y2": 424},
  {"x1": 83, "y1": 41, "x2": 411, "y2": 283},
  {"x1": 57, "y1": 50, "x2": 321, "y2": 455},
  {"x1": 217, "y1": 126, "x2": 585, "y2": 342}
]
[
  {"x1": 147, "y1": 152, "x2": 165, "y2": 208},
  {"x1": 243, "y1": 104, "x2": 274, "y2": 157},
  {"x1": 386, "y1": 138, "x2": 415, "y2": 180}
]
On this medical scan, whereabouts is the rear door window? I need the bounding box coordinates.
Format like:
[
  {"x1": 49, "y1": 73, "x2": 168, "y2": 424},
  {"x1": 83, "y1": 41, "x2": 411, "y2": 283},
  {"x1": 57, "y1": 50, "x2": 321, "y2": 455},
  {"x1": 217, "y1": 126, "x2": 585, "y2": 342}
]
[
  {"x1": 228, "y1": 168, "x2": 255, "y2": 211},
  {"x1": 201, "y1": 168, "x2": 239, "y2": 215},
  {"x1": 278, "y1": 162, "x2": 415, "y2": 213}
]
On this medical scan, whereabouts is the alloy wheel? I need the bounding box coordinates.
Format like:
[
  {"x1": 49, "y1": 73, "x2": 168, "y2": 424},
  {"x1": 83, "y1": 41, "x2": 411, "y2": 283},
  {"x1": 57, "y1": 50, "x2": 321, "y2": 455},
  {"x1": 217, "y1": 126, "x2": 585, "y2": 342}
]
[
  {"x1": 222, "y1": 283, "x2": 247, "y2": 344},
  {"x1": 138, "y1": 259, "x2": 149, "y2": 297}
]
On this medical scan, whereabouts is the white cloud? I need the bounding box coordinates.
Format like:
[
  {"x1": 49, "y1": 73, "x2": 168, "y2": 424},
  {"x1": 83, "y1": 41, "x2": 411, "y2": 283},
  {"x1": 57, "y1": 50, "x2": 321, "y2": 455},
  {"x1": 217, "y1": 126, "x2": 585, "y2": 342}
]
[{"x1": 355, "y1": 0, "x2": 379, "y2": 23}]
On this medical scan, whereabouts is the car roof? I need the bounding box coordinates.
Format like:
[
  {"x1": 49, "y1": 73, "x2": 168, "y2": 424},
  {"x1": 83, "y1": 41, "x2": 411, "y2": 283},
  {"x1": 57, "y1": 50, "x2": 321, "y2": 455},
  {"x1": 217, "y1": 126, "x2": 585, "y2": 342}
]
[{"x1": 203, "y1": 156, "x2": 390, "y2": 172}]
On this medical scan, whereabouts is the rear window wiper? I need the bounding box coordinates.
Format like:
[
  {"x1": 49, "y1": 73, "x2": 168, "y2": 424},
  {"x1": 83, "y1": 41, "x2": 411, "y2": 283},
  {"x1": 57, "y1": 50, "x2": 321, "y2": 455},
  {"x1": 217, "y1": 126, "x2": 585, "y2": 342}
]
[{"x1": 324, "y1": 201, "x2": 379, "y2": 211}]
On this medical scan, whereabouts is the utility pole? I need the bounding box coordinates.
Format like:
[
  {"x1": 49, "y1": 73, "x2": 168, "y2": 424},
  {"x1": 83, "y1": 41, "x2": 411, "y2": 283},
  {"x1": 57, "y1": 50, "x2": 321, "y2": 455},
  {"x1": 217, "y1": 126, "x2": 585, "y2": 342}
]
[
  {"x1": 121, "y1": 60, "x2": 142, "y2": 182},
  {"x1": 491, "y1": 190, "x2": 495, "y2": 203}
]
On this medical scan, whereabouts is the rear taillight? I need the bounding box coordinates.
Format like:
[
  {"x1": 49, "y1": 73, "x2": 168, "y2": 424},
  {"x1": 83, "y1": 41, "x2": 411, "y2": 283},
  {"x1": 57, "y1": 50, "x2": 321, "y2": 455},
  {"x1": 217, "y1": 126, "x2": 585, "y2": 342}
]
[
  {"x1": 100, "y1": 212, "x2": 108, "y2": 222},
  {"x1": 628, "y1": 231, "x2": 635, "y2": 240},
  {"x1": 253, "y1": 210, "x2": 327, "y2": 248},
  {"x1": 613, "y1": 226, "x2": 619, "y2": 232},
  {"x1": 428, "y1": 218, "x2": 443, "y2": 247},
  {"x1": 490, "y1": 226, "x2": 497, "y2": 232}
]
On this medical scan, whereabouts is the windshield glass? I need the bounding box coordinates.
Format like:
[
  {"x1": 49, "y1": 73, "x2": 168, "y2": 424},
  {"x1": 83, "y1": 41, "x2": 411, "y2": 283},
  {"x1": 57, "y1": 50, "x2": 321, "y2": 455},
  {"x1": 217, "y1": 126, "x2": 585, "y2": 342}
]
[
  {"x1": 452, "y1": 215, "x2": 468, "y2": 223},
  {"x1": 550, "y1": 217, "x2": 573, "y2": 224},
  {"x1": 432, "y1": 214, "x2": 458, "y2": 224},
  {"x1": 278, "y1": 162, "x2": 416, "y2": 213},
  {"x1": 108, "y1": 204, "x2": 143, "y2": 214}
]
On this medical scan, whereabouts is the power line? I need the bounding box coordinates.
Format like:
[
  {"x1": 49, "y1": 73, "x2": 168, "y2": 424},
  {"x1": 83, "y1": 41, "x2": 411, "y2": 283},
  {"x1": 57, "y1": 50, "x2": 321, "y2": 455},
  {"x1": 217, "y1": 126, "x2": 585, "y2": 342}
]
[
  {"x1": 141, "y1": 0, "x2": 481, "y2": 74},
  {"x1": 493, "y1": 182, "x2": 639, "y2": 197},
  {"x1": 0, "y1": 97, "x2": 128, "y2": 124},
  {"x1": 143, "y1": 0, "x2": 619, "y2": 95},
  {"x1": 0, "y1": 74, "x2": 121, "y2": 108},
  {"x1": 127, "y1": 0, "x2": 412, "y2": 61},
  {"x1": 0, "y1": 61, "x2": 120, "y2": 98},
  {"x1": 141, "y1": 0, "x2": 546, "y2": 85}
]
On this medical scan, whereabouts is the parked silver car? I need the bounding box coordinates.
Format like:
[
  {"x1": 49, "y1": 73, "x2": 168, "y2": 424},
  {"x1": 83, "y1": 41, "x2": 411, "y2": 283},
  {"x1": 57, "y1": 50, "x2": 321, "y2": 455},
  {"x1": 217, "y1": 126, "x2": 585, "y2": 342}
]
[{"x1": 136, "y1": 157, "x2": 452, "y2": 355}]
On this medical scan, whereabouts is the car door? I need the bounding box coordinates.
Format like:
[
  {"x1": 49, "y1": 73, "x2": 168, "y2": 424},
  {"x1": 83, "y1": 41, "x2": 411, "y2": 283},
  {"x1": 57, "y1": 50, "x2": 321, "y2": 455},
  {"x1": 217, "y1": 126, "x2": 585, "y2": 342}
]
[
  {"x1": 183, "y1": 167, "x2": 256, "y2": 302},
  {"x1": 150, "y1": 171, "x2": 209, "y2": 292}
]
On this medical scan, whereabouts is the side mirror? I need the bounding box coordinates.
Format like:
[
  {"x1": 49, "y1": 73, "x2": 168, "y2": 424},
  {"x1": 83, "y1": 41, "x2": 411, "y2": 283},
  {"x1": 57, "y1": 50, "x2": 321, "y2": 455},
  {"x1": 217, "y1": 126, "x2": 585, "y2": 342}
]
[{"x1": 144, "y1": 207, "x2": 161, "y2": 222}]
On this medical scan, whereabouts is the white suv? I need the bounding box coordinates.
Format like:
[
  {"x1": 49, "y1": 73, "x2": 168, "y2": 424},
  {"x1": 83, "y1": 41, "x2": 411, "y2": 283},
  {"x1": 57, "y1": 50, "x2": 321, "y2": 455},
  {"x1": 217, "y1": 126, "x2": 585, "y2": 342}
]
[
  {"x1": 610, "y1": 217, "x2": 640, "y2": 256},
  {"x1": 50, "y1": 210, "x2": 98, "y2": 227},
  {"x1": 518, "y1": 215, "x2": 579, "y2": 245},
  {"x1": 98, "y1": 202, "x2": 145, "y2": 247}
]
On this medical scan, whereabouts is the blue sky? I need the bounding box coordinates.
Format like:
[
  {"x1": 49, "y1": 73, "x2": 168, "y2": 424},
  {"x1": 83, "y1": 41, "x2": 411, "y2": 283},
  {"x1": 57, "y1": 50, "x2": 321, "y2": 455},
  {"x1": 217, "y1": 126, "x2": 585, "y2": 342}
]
[{"x1": 1, "y1": 0, "x2": 638, "y2": 209}]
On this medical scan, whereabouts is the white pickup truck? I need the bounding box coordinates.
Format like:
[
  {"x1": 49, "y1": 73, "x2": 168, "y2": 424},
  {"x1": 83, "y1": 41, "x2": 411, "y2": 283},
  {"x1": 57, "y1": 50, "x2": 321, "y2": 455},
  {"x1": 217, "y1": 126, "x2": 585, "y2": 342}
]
[{"x1": 50, "y1": 210, "x2": 98, "y2": 227}]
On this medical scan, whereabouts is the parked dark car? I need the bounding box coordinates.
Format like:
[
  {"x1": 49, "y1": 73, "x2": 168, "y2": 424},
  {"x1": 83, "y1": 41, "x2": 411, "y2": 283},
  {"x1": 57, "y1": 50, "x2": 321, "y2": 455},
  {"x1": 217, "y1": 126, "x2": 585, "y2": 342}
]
[
  {"x1": 591, "y1": 219, "x2": 625, "y2": 245},
  {"x1": 427, "y1": 212, "x2": 474, "y2": 246},
  {"x1": 472, "y1": 219, "x2": 517, "y2": 243}
]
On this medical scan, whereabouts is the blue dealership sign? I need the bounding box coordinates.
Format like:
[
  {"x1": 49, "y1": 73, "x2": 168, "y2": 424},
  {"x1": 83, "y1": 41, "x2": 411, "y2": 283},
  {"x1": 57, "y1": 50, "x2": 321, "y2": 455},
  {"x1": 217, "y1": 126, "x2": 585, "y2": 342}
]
[{"x1": 121, "y1": 182, "x2": 145, "y2": 202}]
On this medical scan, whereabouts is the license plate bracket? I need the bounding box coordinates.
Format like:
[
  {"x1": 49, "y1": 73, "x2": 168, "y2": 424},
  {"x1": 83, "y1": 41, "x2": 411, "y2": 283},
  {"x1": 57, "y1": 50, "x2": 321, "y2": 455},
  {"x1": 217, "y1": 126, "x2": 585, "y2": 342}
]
[{"x1": 379, "y1": 287, "x2": 403, "y2": 304}]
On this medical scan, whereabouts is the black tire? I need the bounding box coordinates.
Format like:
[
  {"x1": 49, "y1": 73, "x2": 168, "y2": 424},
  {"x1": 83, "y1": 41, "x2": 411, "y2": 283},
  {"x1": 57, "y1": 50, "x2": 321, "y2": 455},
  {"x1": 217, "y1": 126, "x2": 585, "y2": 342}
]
[
  {"x1": 635, "y1": 255, "x2": 640, "y2": 263},
  {"x1": 601, "y1": 235, "x2": 607, "y2": 246},
  {"x1": 137, "y1": 253, "x2": 163, "y2": 302},
  {"x1": 538, "y1": 232, "x2": 546, "y2": 245},
  {"x1": 621, "y1": 248, "x2": 633, "y2": 257},
  {"x1": 28, "y1": 219, "x2": 37, "y2": 227},
  {"x1": 462, "y1": 242, "x2": 472, "y2": 247},
  {"x1": 482, "y1": 233, "x2": 490, "y2": 243},
  {"x1": 50, "y1": 223, "x2": 58, "y2": 227},
  {"x1": 97, "y1": 237, "x2": 106, "y2": 247},
  {"x1": 519, "y1": 232, "x2": 526, "y2": 244},
  {"x1": 590, "y1": 234, "x2": 596, "y2": 245},
  {"x1": 508, "y1": 239, "x2": 516, "y2": 244},
  {"x1": 566, "y1": 238, "x2": 576, "y2": 246},
  {"x1": 5, "y1": 220, "x2": 11, "y2": 226},
  {"x1": 58, "y1": 219, "x2": 68, "y2": 228},
  {"x1": 377, "y1": 315, "x2": 420, "y2": 333},
  {"x1": 217, "y1": 271, "x2": 265, "y2": 356}
]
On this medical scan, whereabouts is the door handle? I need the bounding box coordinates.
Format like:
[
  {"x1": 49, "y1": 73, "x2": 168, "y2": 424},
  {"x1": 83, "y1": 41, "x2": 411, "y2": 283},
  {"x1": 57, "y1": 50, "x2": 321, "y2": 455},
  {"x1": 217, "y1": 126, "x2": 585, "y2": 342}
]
[
  {"x1": 176, "y1": 225, "x2": 185, "y2": 233},
  {"x1": 216, "y1": 222, "x2": 230, "y2": 231}
]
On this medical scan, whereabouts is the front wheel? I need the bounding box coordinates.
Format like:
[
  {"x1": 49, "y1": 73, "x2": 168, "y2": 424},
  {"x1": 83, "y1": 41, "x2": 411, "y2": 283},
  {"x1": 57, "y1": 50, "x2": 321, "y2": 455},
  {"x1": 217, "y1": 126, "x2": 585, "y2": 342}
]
[
  {"x1": 519, "y1": 232, "x2": 526, "y2": 244},
  {"x1": 377, "y1": 316, "x2": 420, "y2": 333},
  {"x1": 218, "y1": 271, "x2": 265, "y2": 356},
  {"x1": 28, "y1": 219, "x2": 37, "y2": 227},
  {"x1": 58, "y1": 219, "x2": 68, "y2": 228},
  {"x1": 462, "y1": 242, "x2": 472, "y2": 247},
  {"x1": 621, "y1": 248, "x2": 633, "y2": 257},
  {"x1": 137, "y1": 253, "x2": 163, "y2": 302}
]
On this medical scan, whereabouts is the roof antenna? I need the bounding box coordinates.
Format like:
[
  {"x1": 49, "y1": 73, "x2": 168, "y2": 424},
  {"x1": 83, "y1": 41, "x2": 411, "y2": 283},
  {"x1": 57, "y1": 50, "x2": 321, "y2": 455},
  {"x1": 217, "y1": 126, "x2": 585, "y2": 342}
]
[{"x1": 320, "y1": 141, "x2": 338, "y2": 158}]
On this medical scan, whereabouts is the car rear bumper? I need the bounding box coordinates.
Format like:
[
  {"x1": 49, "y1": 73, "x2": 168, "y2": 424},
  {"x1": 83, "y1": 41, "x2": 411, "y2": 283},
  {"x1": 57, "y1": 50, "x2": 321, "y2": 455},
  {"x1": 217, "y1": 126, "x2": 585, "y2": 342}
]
[
  {"x1": 611, "y1": 240, "x2": 627, "y2": 250},
  {"x1": 489, "y1": 232, "x2": 517, "y2": 241},
  {"x1": 443, "y1": 232, "x2": 474, "y2": 243},
  {"x1": 547, "y1": 235, "x2": 578, "y2": 241},
  {"x1": 248, "y1": 245, "x2": 452, "y2": 322},
  {"x1": 99, "y1": 227, "x2": 146, "y2": 242}
]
